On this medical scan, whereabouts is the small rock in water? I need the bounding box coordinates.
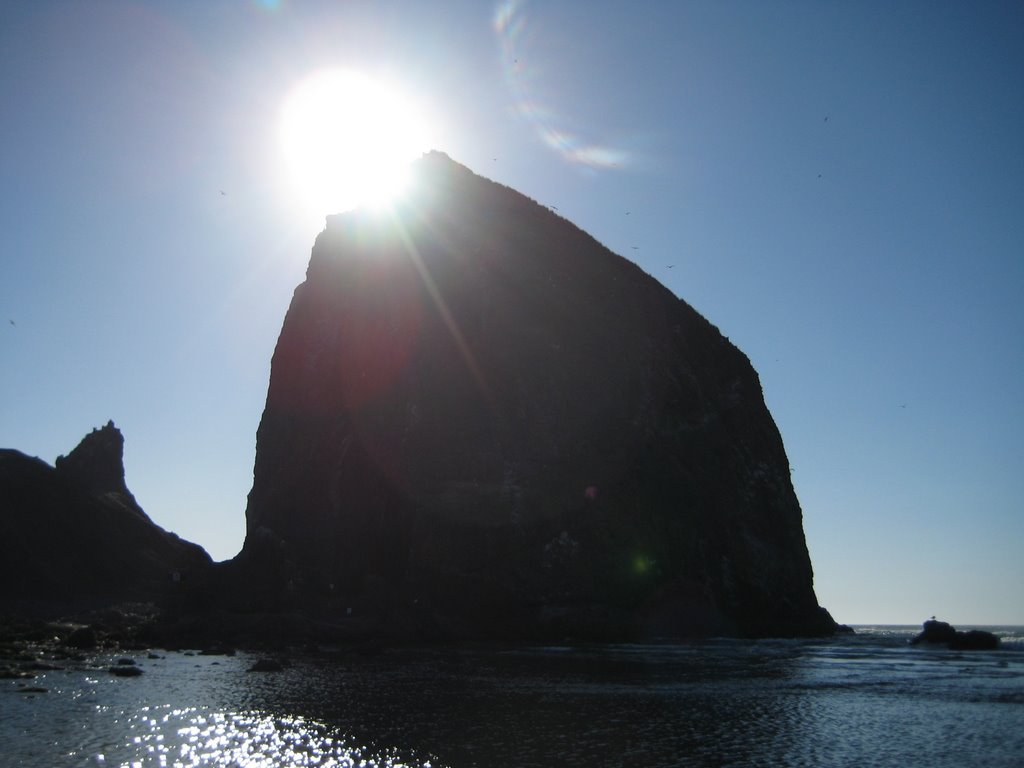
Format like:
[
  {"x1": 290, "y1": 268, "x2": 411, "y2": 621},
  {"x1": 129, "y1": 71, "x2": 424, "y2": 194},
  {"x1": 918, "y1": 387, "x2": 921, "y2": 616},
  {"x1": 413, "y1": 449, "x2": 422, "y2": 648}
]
[
  {"x1": 910, "y1": 619, "x2": 999, "y2": 651},
  {"x1": 109, "y1": 665, "x2": 144, "y2": 677}
]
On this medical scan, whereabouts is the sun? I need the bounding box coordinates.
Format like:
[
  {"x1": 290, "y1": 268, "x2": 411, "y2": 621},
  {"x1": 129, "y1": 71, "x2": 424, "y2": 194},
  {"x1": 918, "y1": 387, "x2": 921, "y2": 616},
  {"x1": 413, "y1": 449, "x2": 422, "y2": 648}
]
[{"x1": 279, "y1": 69, "x2": 432, "y2": 216}]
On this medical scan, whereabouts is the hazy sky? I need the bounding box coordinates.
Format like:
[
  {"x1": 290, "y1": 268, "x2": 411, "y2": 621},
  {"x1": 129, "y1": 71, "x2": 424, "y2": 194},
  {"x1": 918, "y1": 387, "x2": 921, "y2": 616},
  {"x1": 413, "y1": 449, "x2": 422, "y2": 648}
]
[{"x1": 2, "y1": 1, "x2": 1021, "y2": 625}]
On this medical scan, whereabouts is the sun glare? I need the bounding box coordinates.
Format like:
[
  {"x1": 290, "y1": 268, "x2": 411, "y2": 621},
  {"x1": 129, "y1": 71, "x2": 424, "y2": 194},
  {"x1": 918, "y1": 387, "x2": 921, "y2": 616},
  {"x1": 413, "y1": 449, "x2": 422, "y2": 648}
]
[{"x1": 280, "y1": 70, "x2": 432, "y2": 217}]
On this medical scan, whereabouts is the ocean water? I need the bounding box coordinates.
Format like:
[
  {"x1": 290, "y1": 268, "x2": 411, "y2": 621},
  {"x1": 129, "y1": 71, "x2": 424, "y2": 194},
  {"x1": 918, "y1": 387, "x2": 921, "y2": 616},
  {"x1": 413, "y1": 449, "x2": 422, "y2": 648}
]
[{"x1": 3, "y1": 626, "x2": 1022, "y2": 767}]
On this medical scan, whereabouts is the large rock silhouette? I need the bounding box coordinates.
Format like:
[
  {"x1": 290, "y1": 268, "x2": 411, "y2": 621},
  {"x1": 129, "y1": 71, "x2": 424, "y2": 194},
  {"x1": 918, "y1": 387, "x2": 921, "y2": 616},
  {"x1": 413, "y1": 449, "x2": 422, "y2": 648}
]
[{"x1": 237, "y1": 152, "x2": 836, "y2": 639}]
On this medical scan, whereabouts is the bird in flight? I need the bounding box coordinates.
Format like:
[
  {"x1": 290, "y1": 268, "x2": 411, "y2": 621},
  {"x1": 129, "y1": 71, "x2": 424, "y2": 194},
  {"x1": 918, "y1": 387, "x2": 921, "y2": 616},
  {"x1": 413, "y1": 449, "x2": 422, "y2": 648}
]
[{"x1": 8, "y1": 319, "x2": 15, "y2": 327}]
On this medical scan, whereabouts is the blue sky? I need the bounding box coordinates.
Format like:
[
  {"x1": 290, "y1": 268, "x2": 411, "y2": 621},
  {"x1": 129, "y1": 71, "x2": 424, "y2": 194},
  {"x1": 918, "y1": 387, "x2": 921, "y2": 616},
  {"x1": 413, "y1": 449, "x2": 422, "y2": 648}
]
[{"x1": 1, "y1": 1, "x2": 1021, "y2": 625}]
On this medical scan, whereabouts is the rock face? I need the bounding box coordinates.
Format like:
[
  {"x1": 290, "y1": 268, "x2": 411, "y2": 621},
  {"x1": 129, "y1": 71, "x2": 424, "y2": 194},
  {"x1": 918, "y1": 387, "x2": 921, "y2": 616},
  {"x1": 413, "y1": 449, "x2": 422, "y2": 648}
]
[
  {"x1": 54, "y1": 419, "x2": 134, "y2": 498},
  {"x1": 237, "y1": 151, "x2": 836, "y2": 639},
  {"x1": 911, "y1": 619, "x2": 1000, "y2": 650},
  {"x1": 0, "y1": 422, "x2": 212, "y2": 607}
]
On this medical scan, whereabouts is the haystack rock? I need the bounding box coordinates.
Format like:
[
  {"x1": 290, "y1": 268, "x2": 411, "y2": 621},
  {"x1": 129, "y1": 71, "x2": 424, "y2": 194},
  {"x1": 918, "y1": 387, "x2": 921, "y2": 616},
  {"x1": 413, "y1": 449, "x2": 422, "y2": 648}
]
[{"x1": 236, "y1": 151, "x2": 837, "y2": 639}]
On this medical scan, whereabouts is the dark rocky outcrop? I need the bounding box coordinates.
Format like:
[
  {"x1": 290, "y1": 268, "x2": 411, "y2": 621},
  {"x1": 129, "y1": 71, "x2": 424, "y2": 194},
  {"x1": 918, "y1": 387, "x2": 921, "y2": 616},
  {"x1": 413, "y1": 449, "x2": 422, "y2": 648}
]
[
  {"x1": 108, "y1": 664, "x2": 143, "y2": 677},
  {"x1": 951, "y1": 631, "x2": 1000, "y2": 651},
  {"x1": 0, "y1": 422, "x2": 212, "y2": 611},
  {"x1": 54, "y1": 420, "x2": 134, "y2": 498},
  {"x1": 911, "y1": 619, "x2": 1000, "y2": 650},
  {"x1": 232, "y1": 151, "x2": 838, "y2": 640}
]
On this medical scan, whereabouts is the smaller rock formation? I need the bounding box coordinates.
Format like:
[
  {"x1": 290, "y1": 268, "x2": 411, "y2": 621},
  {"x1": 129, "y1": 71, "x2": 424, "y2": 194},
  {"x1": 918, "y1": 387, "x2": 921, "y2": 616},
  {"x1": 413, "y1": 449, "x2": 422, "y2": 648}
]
[
  {"x1": 54, "y1": 420, "x2": 134, "y2": 498},
  {"x1": 910, "y1": 619, "x2": 999, "y2": 650},
  {"x1": 0, "y1": 422, "x2": 212, "y2": 610}
]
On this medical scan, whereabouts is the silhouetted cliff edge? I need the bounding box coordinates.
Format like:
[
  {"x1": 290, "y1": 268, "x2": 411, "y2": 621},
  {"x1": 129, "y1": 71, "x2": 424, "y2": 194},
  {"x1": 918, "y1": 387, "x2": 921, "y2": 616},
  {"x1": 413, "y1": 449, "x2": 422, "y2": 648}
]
[
  {"x1": 232, "y1": 151, "x2": 837, "y2": 640},
  {"x1": 0, "y1": 422, "x2": 212, "y2": 612}
]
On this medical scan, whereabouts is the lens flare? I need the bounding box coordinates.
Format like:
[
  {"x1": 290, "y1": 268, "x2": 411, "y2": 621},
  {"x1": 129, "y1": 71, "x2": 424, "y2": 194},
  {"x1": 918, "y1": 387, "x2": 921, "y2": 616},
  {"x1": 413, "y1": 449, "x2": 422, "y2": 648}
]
[{"x1": 494, "y1": 0, "x2": 629, "y2": 169}]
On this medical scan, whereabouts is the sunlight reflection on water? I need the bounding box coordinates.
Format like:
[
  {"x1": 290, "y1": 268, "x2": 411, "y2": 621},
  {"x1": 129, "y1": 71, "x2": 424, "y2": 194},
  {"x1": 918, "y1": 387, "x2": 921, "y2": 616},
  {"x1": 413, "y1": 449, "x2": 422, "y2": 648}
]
[
  {"x1": 88, "y1": 706, "x2": 429, "y2": 768},
  {"x1": 3, "y1": 634, "x2": 1022, "y2": 768}
]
